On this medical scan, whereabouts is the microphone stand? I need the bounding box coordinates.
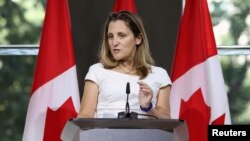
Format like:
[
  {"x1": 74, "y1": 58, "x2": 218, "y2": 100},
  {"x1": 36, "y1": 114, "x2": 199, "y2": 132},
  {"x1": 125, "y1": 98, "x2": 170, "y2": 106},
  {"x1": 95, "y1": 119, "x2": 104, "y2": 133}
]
[{"x1": 118, "y1": 82, "x2": 138, "y2": 119}]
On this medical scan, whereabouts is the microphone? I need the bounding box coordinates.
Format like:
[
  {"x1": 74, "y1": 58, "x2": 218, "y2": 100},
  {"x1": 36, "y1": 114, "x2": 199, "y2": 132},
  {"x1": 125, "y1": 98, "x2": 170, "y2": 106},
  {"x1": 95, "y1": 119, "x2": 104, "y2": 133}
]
[
  {"x1": 118, "y1": 82, "x2": 138, "y2": 119},
  {"x1": 125, "y1": 82, "x2": 130, "y2": 115}
]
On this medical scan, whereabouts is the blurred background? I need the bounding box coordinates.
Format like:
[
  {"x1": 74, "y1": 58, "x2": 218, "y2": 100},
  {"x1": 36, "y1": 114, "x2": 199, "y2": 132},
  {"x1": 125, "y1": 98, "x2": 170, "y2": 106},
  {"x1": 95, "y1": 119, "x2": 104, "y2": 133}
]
[{"x1": 0, "y1": 0, "x2": 249, "y2": 140}]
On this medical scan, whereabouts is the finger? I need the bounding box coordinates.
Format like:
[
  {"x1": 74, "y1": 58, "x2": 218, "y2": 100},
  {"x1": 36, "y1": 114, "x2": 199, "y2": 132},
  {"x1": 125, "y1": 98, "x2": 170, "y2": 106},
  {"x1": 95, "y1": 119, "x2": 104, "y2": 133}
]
[
  {"x1": 139, "y1": 85, "x2": 151, "y2": 92},
  {"x1": 137, "y1": 81, "x2": 148, "y2": 86},
  {"x1": 138, "y1": 81, "x2": 149, "y2": 90},
  {"x1": 140, "y1": 87, "x2": 150, "y2": 95},
  {"x1": 140, "y1": 87, "x2": 149, "y2": 92}
]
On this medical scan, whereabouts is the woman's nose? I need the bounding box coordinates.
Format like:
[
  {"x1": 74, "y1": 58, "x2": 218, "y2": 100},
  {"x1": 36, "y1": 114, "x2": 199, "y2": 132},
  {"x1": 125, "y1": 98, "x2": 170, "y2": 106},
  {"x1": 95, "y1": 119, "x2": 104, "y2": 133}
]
[{"x1": 112, "y1": 37, "x2": 119, "y2": 46}]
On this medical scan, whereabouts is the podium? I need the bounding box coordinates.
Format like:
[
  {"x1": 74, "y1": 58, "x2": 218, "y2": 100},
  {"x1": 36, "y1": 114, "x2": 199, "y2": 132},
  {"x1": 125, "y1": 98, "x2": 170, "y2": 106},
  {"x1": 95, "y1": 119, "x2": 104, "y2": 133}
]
[{"x1": 61, "y1": 118, "x2": 188, "y2": 141}]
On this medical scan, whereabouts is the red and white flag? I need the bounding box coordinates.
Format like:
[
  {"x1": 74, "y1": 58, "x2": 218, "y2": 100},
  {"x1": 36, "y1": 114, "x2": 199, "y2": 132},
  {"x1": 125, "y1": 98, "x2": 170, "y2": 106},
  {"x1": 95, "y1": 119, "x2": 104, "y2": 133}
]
[
  {"x1": 113, "y1": 0, "x2": 137, "y2": 13},
  {"x1": 22, "y1": 0, "x2": 80, "y2": 140},
  {"x1": 170, "y1": 0, "x2": 231, "y2": 141}
]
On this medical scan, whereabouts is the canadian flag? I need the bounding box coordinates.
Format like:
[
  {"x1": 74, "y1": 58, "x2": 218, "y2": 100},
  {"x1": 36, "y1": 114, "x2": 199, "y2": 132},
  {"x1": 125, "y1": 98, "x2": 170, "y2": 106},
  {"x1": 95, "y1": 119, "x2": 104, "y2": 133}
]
[
  {"x1": 113, "y1": 0, "x2": 137, "y2": 13},
  {"x1": 22, "y1": 0, "x2": 80, "y2": 140},
  {"x1": 170, "y1": 0, "x2": 231, "y2": 141}
]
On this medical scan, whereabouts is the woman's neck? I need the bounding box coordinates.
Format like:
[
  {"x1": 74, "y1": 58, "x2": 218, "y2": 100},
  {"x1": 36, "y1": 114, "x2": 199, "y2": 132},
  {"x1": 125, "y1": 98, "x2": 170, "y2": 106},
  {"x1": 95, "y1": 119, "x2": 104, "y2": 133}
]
[{"x1": 118, "y1": 61, "x2": 135, "y2": 74}]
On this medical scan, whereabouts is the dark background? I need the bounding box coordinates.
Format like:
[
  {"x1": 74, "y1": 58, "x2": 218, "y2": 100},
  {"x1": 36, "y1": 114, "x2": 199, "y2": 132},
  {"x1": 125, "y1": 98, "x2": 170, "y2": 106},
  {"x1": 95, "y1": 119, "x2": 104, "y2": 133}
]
[{"x1": 68, "y1": 0, "x2": 182, "y2": 97}]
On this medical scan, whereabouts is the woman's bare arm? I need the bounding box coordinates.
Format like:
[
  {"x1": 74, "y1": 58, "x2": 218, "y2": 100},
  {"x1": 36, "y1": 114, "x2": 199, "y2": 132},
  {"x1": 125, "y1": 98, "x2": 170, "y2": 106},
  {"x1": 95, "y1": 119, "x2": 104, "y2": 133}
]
[{"x1": 77, "y1": 80, "x2": 99, "y2": 118}]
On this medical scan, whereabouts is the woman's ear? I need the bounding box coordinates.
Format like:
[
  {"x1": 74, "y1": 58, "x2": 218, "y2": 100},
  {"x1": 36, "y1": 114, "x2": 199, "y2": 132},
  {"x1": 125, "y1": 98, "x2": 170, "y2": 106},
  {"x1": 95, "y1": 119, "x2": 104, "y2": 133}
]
[{"x1": 136, "y1": 35, "x2": 142, "y2": 46}]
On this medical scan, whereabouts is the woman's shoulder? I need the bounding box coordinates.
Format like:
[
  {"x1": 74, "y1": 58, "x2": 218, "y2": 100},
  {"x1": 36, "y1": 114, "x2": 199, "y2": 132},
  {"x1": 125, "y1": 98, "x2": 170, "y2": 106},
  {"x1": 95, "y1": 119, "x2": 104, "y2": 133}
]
[
  {"x1": 151, "y1": 65, "x2": 168, "y2": 73},
  {"x1": 89, "y1": 63, "x2": 104, "y2": 70},
  {"x1": 87, "y1": 63, "x2": 105, "y2": 74},
  {"x1": 149, "y1": 65, "x2": 172, "y2": 85}
]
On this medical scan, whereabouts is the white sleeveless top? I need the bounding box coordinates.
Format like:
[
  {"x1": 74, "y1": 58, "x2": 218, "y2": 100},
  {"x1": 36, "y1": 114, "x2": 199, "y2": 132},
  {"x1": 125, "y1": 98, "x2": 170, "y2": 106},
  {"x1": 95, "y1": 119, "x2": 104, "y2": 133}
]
[{"x1": 85, "y1": 63, "x2": 172, "y2": 118}]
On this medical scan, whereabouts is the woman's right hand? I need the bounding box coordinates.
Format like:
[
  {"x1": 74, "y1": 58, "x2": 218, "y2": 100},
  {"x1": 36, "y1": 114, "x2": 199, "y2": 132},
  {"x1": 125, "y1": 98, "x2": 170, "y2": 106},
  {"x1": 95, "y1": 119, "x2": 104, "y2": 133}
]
[{"x1": 137, "y1": 81, "x2": 153, "y2": 108}]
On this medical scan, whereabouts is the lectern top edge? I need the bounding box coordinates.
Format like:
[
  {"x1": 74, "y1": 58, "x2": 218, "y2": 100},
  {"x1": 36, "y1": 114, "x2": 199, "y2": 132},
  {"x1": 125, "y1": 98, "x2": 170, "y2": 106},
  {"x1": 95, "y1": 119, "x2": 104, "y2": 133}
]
[{"x1": 69, "y1": 118, "x2": 184, "y2": 132}]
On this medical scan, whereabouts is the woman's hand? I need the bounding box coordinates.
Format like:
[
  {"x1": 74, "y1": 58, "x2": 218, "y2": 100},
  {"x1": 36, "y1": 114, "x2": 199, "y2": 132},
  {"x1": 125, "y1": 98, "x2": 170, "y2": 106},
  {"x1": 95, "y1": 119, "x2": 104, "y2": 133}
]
[{"x1": 137, "y1": 81, "x2": 153, "y2": 108}]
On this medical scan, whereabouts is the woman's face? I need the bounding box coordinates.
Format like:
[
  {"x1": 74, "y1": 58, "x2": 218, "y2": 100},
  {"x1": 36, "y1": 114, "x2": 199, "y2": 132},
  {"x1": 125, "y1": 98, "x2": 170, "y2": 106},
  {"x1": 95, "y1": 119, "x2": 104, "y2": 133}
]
[{"x1": 107, "y1": 20, "x2": 141, "y2": 62}]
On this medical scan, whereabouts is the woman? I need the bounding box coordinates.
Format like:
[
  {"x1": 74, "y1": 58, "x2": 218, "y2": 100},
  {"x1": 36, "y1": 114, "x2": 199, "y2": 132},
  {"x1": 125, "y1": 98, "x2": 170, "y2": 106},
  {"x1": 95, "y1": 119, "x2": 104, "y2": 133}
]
[{"x1": 77, "y1": 11, "x2": 171, "y2": 119}]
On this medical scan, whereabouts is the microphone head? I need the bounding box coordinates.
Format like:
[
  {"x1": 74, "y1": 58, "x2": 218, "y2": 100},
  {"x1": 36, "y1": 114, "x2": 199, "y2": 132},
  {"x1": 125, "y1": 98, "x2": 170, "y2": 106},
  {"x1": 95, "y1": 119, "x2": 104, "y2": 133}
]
[{"x1": 126, "y1": 82, "x2": 130, "y2": 94}]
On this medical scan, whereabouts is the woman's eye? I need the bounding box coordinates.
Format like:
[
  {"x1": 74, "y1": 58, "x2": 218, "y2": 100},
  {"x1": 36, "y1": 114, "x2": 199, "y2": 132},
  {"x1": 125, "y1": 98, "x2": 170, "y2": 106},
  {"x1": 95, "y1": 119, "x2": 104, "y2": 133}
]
[
  {"x1": 119, "y1": 34, "x2": 126, "y2": 38},
  {"x1": 107, "y1": 34, "x2": 113, "y2": 39}
]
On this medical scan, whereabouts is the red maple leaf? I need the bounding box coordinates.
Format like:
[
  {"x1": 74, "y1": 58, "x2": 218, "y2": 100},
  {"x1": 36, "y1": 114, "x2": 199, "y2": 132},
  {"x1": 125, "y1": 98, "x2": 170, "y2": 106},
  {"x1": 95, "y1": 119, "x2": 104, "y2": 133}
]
[
  {"x1": 211, "y1": 113, "x2": 226, "y2": 125},
  {"x1": 179, "y1": 88, "x2": 227, "y2": 141},
  {"x1": 43, "y1": 97, "x2": 77, "y2": 141},
  {"x1": 179, "y1": 88, "x2": 210, "y2": 141}
]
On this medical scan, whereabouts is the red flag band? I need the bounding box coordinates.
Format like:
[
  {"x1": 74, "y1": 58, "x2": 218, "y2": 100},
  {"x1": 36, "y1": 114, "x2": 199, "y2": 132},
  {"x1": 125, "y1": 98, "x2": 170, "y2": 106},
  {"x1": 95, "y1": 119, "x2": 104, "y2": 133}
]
[
  {"x1": 22, "y1": 0, "x2": 80, "y2": 140},
  {"x1": 170, "y1": 0, "x2": 231, "y2": 141},
  {"x1": 113, "y1": 0, "x2": 137, "y2": 13}
]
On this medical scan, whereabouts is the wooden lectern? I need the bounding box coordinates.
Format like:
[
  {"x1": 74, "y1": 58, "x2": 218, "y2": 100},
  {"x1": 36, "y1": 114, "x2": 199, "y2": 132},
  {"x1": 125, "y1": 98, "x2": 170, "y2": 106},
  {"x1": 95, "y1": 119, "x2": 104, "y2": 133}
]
[{"x1": 61, "y1": 118, "x2": 188, "y2": 141}]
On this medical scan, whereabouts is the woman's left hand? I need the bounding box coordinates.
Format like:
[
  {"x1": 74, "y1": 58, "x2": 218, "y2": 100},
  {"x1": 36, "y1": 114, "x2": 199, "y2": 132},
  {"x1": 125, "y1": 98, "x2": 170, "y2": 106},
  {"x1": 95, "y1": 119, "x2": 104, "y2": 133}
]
[{"x1": 137, "y1": 81, "x2": 153, "y2": 108}]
